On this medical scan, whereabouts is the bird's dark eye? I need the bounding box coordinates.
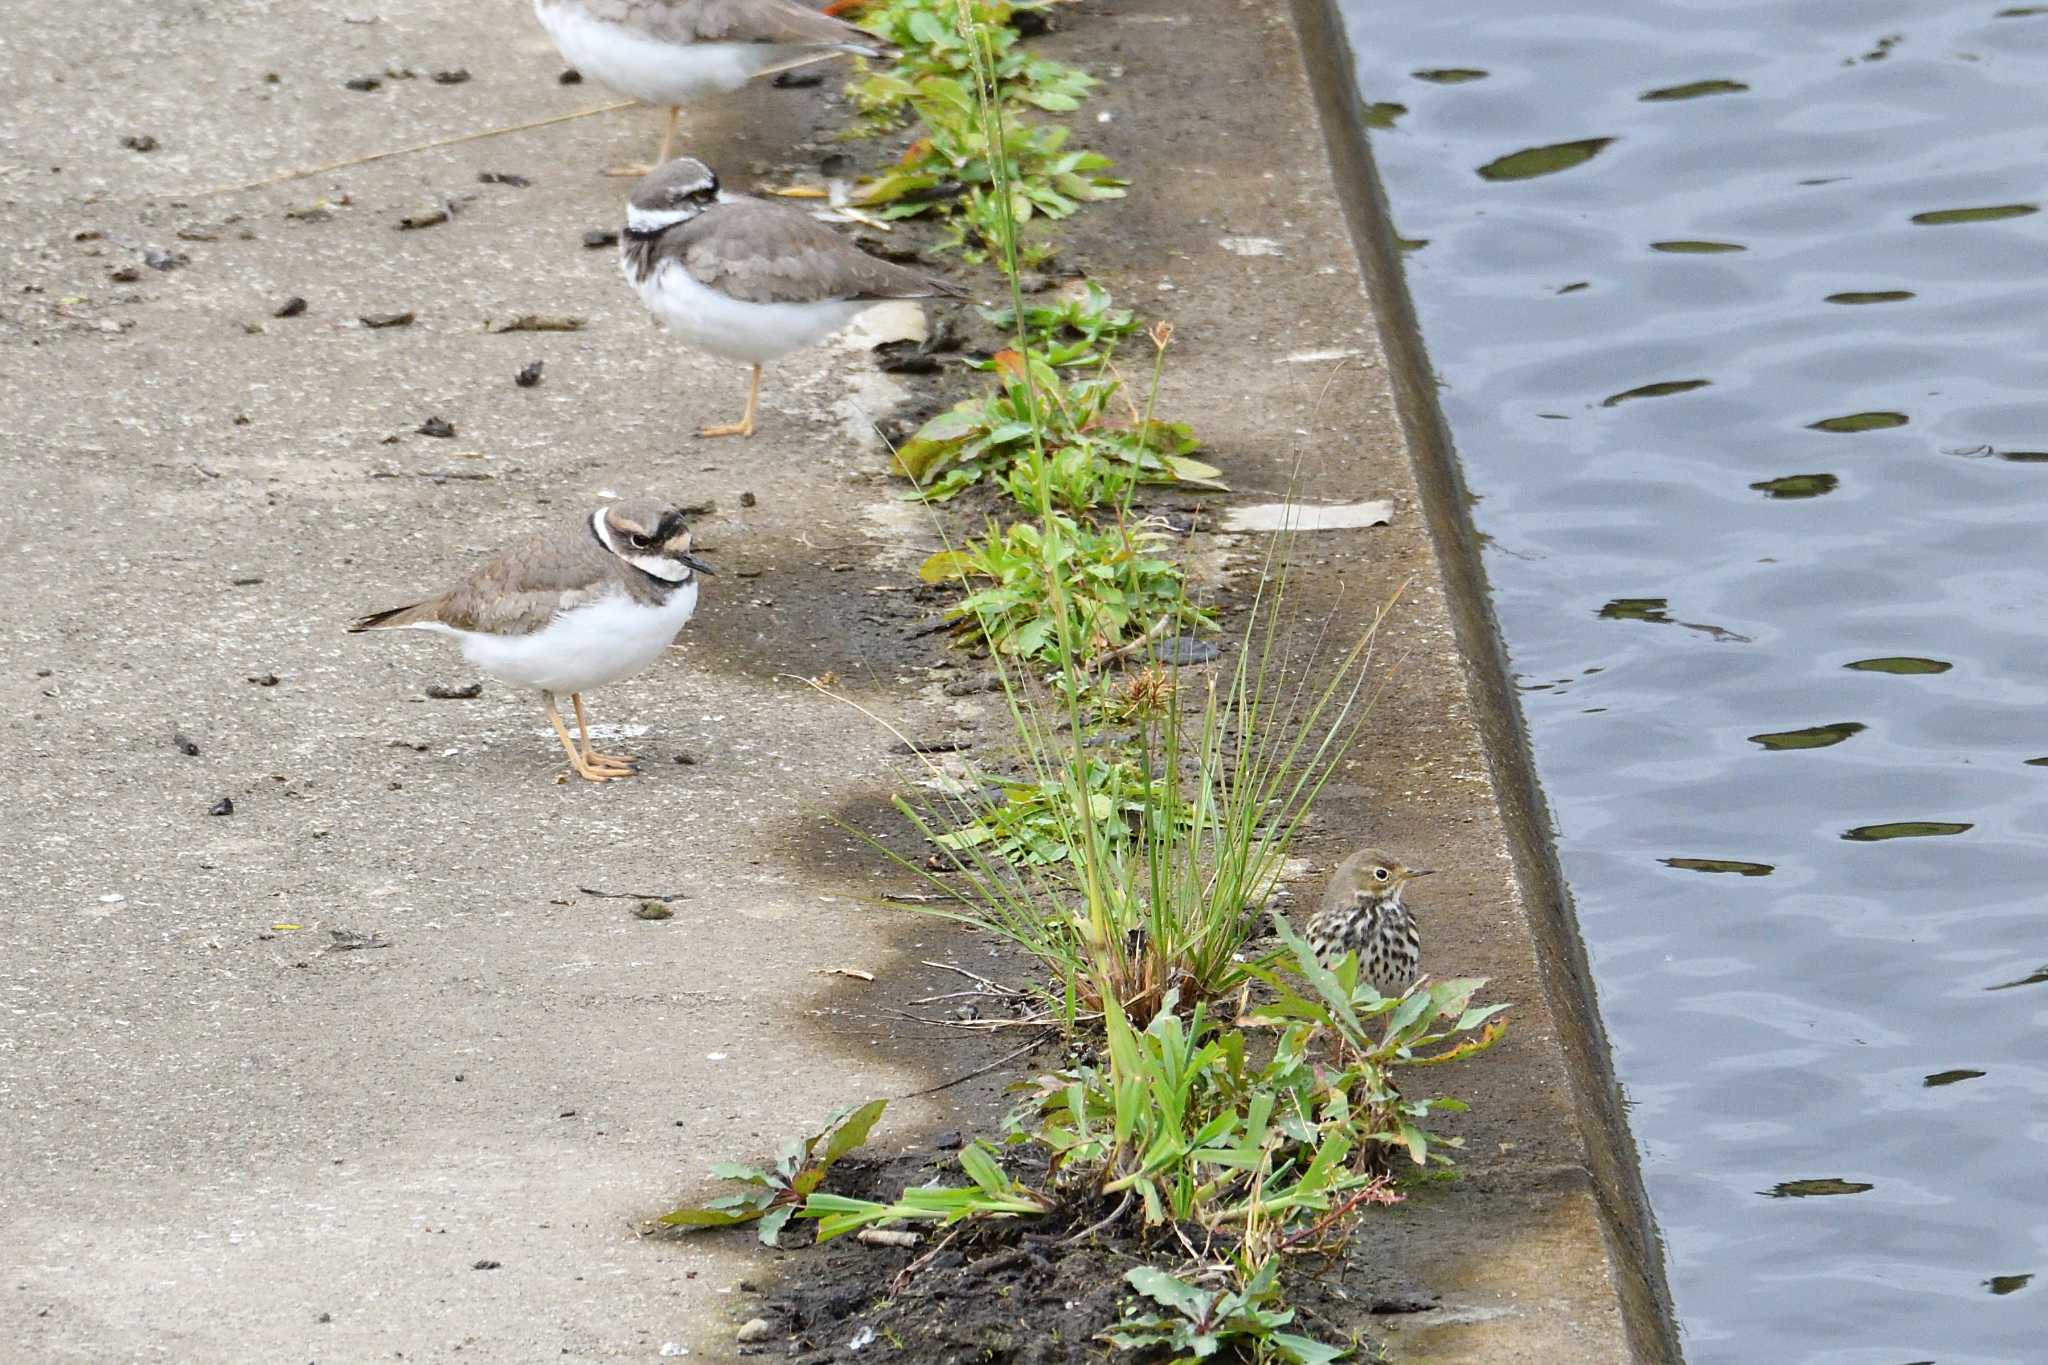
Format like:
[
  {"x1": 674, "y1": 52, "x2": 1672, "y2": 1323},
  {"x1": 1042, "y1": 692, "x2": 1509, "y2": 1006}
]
[
  {"x1": 629, "y1": 533, "x2": 651, "y2": 550},
  {"x1": 1373, "y1": 867, "x2": 1390, "y2": 882}
]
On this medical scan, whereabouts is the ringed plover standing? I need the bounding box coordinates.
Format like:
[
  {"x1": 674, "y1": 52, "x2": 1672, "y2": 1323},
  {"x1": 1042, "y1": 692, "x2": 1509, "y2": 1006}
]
[
  {"x1": 534, "y1": 0, "x2": 894, "y2": 174},
  {"x1": 348, "y1": 499, "x2": 714, "y2": 783},
  {"x1": 622, "y1": 156, "x2": 966, "y2": 437}
]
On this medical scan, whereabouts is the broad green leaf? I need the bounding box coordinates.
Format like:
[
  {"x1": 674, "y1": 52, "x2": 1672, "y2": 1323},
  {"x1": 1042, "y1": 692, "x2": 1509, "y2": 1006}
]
[
  {"x1": 756, "y1": 1205, "x2": 795, "y2": 1247},
  {"x1": 822, "y1": 1099, "x2": 889, "y2": 1170},
  {"x1": 1125, "y1": 1265, "x2": 1212, "y2": 1316},
  {"x1": 919, "y1": 549, "x2": 980, "y2": 584}
]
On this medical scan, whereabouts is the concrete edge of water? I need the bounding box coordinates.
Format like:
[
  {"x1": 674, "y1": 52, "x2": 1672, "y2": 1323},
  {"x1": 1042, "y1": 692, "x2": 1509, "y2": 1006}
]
[{"x1": 1285, "y1": 2, "x2": 1686, "y2": 1358}]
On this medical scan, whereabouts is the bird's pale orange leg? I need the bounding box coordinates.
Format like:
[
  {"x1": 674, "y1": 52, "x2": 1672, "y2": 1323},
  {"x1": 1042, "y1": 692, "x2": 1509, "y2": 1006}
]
[
  {"x1": 542, "y1": 689, "x2": 628, "y2": 782},
  {"x1": 656, "y1": 105, "x2": 678, "y2": 166},
  {"x1": 699, "y1": 364, "x2": 761, "y2": 438},
  {"x1": 604, "y1": 105, "x2": 677, "y2": 178},
  {"x1": 571, "y1": 692, "x2": 637, "y2": 772}
]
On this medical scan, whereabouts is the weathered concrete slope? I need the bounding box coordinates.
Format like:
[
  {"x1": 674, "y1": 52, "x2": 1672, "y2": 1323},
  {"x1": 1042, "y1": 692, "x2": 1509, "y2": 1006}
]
[{"x1": 1038, "y1": 0, "x2": 1666, "y2": 1357}]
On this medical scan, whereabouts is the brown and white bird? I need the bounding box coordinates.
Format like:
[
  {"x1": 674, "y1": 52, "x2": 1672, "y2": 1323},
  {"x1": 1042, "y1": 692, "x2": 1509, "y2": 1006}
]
[
  {"x1": 533, "y1": 0, "x2": 894, "y2": 174},
  {"x1": 1306, "y1": 847, "x2": 1434, "y2": 998},
  {"x1": 621, "y1": 156, "x2": 966, "y2": 437},
  {"x1": 347, "y1": 499, "x2": 714, "y2": 783}
]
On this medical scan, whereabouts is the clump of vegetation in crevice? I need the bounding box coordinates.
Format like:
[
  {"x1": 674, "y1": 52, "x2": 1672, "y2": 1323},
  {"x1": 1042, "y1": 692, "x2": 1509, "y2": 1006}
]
[
  {"x1": 847, "y1": 0, "x2": 1124, "y2": 266},
  {"x1": 654, "y1": 6, "x2": 1512, "y2": 1359}
]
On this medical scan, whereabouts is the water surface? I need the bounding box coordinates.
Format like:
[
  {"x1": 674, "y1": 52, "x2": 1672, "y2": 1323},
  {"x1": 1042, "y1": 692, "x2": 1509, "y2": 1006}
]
[{"x1": 1336, "y1": 3, "x2": 2048, "y2": 1359}]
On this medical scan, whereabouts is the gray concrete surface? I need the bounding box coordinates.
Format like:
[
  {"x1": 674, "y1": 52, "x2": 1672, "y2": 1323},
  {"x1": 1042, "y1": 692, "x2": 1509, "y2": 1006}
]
[{"x1": 0, "y1": 4, "x2": 1004, "y2": 1360}]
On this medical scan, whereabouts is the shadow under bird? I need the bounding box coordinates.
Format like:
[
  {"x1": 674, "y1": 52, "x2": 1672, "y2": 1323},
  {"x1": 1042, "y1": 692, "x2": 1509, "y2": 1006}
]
[
  {"x1": 346, "y1": 499, "x2": 714, "y2": 783},
  {"x1": 534, "y1": 0, "x2": 895, "y2": 174},
  {"x1": 1306, "y1": 847, "x2": 1435, "y2": 998},
  {"x1": 621, "y1": 156, "x2": 967, "y2": 437}
]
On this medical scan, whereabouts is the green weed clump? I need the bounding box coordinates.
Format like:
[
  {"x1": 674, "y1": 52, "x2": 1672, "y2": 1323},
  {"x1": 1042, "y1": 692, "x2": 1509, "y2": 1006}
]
[
  {"x1": 894, "y1": 343, "x2": 1220, "y2": 506},
  {"x1": 652, "y1": 6, "x2": 1512, "y2": 1360},
  {"x1": 850, "y1": 0, "x2": 1124, "y2": 265}
]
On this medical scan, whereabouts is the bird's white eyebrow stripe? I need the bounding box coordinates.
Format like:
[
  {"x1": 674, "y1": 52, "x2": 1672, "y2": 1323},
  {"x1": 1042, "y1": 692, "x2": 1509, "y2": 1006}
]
[
  {"x1": 591, "y1": 507, "x2": 623, "y2": 557},
  {"x1": 627, "y1": 204, "x2": 695, "y2": 235}
]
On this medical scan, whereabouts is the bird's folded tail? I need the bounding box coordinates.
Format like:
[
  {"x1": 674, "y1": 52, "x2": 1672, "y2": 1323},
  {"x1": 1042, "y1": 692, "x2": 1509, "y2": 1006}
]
[{"x1": 347, "y1": 601, "x2": 432, "y2": 633}]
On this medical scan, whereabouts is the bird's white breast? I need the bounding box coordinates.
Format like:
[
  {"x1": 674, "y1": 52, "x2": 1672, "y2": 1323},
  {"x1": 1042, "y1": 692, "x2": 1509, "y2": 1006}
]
[
  {"x1": 405, "y1": 583, "x2": 698, "y2": 694},
  {"x1": 534, "y1": 2, "x2": 787, "y2": 104},
  {"x1": 630, "y1": 257, "x2": 874, "y2": 364}
]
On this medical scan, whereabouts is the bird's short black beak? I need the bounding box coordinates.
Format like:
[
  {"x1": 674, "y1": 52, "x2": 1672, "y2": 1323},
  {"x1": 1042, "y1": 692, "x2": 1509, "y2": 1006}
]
[
  {"x1": 1407, "y1": 868, "x2": 1436, "y2": 878},
  {"x1": 683, "y1": 553, "x2": 717, "y2": 576}
]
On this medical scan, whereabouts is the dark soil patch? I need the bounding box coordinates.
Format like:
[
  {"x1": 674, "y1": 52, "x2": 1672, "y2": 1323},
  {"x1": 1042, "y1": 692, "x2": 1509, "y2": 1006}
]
[{"x1": 711, "y1": 1145, "x2": 1401, "y2": 1364}]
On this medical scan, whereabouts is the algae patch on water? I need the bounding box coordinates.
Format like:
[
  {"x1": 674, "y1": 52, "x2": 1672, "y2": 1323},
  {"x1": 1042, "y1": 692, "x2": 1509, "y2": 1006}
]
[
  {"x1": 1661, "y1": 857, "x2": 1773, "y2": 877},
  {"x1": 1748, "y1": 722, "x2": 1864, "y2": 751},
  {"x1": 1641, "y1": 79, "x2": 1749, "y2": 101},
  {"x1": 1478, "y1": 138, "x2": 1615, "y2": 182},
  {"x1": 1809, "y1": 411, "x2": 1908, "y2": 433},
  {"x1": 1844, "y1": 656, "x2": 1949, "y2": 674},
  {"x1": 1841, "y1": 821, "x2": 1971, "y2": 841},
  {"x1": 1764, "y1": 1178, "x2": 1874, "y2": 1199},
  {"x1": 1751, "y1": 473, "x2": 1838, "y2": 499},
  {"x1": 1910, "y1": 204, "x2": 2037, "y2": 225},
  {"x1": 1602, "y1": 378, "x2": 1711, "y2": 407}
]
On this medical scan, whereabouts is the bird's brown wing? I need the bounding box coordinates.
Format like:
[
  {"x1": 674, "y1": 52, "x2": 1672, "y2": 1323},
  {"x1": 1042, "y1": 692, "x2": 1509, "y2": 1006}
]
[
  {"x1": 586, "y1": 0, "x2": 885, "y2": 49},
  {"x1": 360, "y1": 518, "x2": 627, "y2": 637},
  {"x1": 676, "y1": 198, "x2": 968, "y2": 304}
]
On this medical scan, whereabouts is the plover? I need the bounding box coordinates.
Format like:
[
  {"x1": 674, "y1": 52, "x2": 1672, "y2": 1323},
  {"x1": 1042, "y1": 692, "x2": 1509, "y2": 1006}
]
[
  {"x1": 347, "y1": 499, "x2": 714, "y2": 783},
  {"x1": 621, "y1": 156, "x2": 965, "y2": 437},
  {"x1": 534, "y1": 0, "x2": 894, "y2": 173},
  {"x1": 1306, "y1": 847, "x2": 1434, "y2": 998}
]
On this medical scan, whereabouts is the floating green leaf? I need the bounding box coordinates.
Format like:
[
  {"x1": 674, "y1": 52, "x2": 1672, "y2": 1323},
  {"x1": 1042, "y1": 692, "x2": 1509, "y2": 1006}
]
[
  {"x1": 1750, "y1": 473, "x2": 1838, "y2": 499},
  {"x1": 1601, "y1": 378, "x2": 1711, "y2": 407},
  {"x1": 1824, "y1": 290, "x2": 1914, "y2": 305},
  {"x1": 1764, "y1": 1178, "x2": 1874, "y2": 1198},
  {"x1": 1749, "y1": 722, "x2": 1864, "y2": 751},
  {"x1": 1598, "y1": 597, "x2": 1671, "y2": 623},
  {"x1": 1396, "y1": 236, "x2": 1430, "y2": 252},
  {"x1": 1641, "y1": 79, "x2": 1749, "y2": 101},
  {"x1": 1808, "y1": 411, "x2": 1908, "y2": 433},
  {"x1": 1911, "y1": 204, "x2": 2038, "y2": 225},
  {"x1": 1999, "y1": 450, "x2": 2048, "y2": 463},
  {"x1": 1844, "y1": 656, "x2": 1950, "y2": 675},
  {"x1": 1986, "y1": 1274, "x2": 2033, "y2": 1295},
  {"x1": 1414, "y1": 67, "x2": 1488, "y2": 83},
  {"x1": 1651, "y1": 239, "x2": 1746, "y2": 253},
  {"x1": 1841, "y1": 821, "x2": 1971, "y2": 841},
  {"x1": 1986, "y1": 965, "x2": 2048, "y2": 991},
  {"x1": 1477, "y1": 137, "x2": 1616, "y2": 182},
  {"x1": 1661, "y1": 857, "x2": 1774, "y2": 877},
  {"x1": 1922, "y1": 1069, "x2": 1985, "y2": 1087},
  {"x1": 1362, "y1": 101, "x2": 1408, "y2": 129},
  {"x1": 1997, "y1": 4, "x2": 2048, "y2": 15}
]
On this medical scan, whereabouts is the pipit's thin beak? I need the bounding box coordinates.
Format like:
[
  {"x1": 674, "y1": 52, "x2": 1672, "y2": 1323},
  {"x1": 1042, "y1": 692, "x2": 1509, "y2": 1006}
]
[
  {"x1": 682, "y1": 553, "x2": 717, "y2": 576},
  {"x1": 1407, "y1": 868, "x2": 1437, "y2": 879}
]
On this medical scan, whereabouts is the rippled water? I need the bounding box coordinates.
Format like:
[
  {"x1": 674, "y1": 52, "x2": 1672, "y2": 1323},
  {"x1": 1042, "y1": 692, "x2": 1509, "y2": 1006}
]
[{"x1": 1335, "y1": 2, "x2": 2048, "y2": 1359}]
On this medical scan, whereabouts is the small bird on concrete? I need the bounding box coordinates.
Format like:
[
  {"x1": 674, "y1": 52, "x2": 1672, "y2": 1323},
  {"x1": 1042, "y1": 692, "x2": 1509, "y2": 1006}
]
[
  {"x1": 620, "y1": 156, "x2": 966, "y2": 437},
  {"x1": 533, "y1": 0, "x2": 895, "y2": 175},
  {"x1": 1307, "y1": 847, "x2": 1434, "y2": 997},
  {"x1": 347, "y1": 499, "x2": 714, "y2": 783}
]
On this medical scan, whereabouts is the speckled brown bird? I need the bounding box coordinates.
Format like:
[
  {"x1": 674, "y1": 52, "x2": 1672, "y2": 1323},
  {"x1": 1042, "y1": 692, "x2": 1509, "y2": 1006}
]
[
  {"x1": 621, "y1": 156, "x2": 967, "y2": 437},
  {"x1": 1306, "y1": 847, "x2": 1434, "y2": 997},
  {"x1": 346, "y1": 499, "x2": 714, "y2": 782}
]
